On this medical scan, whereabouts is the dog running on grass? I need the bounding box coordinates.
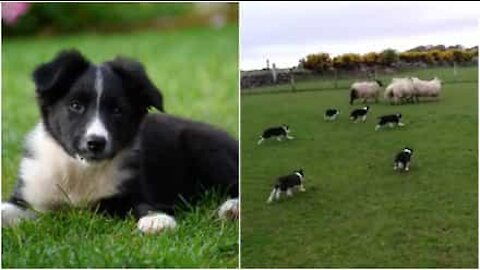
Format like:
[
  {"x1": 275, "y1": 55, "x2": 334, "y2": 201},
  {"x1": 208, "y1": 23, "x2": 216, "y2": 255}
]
[
  {"x1": 350, "y1": 106, "x2": 370, "y2": 122},
  {"x1": 257, "y1": 124, "x2": 294, "y2": 145},
  {"x1": 324, "y1": 108, "x2": 340, "y2": 121},
  {"x1": 394, "y1": 147, "x2": 414, "y2": 172},
  {"x1": 267, "y1": 169, "x2": 305, "y2": 203},
  {"x1": 375, "y1": 113, "x2": 405, "y2": 131}
]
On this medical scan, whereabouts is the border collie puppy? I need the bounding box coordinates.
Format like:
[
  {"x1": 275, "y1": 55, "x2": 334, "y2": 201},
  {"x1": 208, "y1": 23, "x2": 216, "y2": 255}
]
[
  {"x1": 267, "y1": 169, "x2": 305, "y2": 203},
  {"x1": 350, "y1": 106, "x2": 370, "y2": 122},
  {"x1": 375, "y1": 113, "x2": 404, "y2": 130},
  {"x1": 1, "y1": 50, "x2": 238, "y2": 233},
  {"x1": 257, "y1": 124, "x2": 293, "y2": 145},
  {"x1": 394, "y1": 147, "x2": 413, "y2": 172},
  {"x1": 324, "y1": 108, "x2": 340, "y2": 121}
]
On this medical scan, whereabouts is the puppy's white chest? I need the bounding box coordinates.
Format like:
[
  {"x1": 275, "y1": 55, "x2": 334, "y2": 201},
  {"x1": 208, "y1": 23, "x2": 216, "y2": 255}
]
[{"x1": 19, "y1": 124, "x2": 121, "y2": 212}]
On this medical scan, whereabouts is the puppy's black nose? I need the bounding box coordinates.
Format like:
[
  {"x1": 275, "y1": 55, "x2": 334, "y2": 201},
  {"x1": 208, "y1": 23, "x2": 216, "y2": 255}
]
[{"x1": 86, "y1": 136, "x2": 106, "y2": 153}]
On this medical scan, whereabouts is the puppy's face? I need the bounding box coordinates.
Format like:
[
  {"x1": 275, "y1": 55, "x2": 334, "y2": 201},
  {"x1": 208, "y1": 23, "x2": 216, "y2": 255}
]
[
  {"x1": 403, "y1": 148, "x2": 413, "y2": 155},
  {"x1": 33, "y1": 50, "x2": 164, "y2": 162}
]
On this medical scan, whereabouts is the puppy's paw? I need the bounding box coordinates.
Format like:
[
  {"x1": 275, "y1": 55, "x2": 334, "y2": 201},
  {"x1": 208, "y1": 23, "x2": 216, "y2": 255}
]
[
  {"x1": 137, "y1": 213, "x2": 177, "y2": 234},
  {"x1": 2, "y1": 202, "x2": 35, "y2": 227},
  {"x1": 218, "y1": 198, "x2": 239, "y2": 220}
]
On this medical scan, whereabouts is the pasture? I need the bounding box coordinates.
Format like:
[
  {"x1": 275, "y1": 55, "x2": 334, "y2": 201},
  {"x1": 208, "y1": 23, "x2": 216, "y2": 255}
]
[
  {"x1": 2, "y1": 26, "x2": 238, "y2": 268},
  {"x1": 240, "y1": 67, "x2": 478, "y2": 267}
]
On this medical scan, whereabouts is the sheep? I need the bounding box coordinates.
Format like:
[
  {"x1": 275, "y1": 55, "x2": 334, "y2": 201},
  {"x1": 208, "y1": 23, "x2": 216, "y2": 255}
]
[
  {"x1": 411, "y1": 77, "x2": 442, "y2": 101},
  {"x1": 349, "y1": 80, "x2": 383, "y2": 105},
  {"x1": 384, "y1": 77, "x2": 415, "y2": 104}
]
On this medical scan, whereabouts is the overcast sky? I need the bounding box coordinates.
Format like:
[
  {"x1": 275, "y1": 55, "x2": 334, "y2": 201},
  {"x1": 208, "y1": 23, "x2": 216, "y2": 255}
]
[{"x1": 241, "y1": 1, "x2": 479, "y2": 70}]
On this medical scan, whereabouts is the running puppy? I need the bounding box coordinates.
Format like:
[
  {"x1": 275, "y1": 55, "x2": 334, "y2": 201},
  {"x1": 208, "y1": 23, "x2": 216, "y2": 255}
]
[
  {"x1": 324, "y1": 108, "x2": 340, "y2": 121},
  {"x1": 267, "y1": 169, "x2": 305, "y2": 203},
  {"x1": 257, "y1": 125, "x2": 294, "y2": 145},
  {"x1": 350, "y1": 106, "x2": 370, "y2": 122},
  {"x1": 375, "y1": 113, "x2": 404, "y2": 130},
  {"x1": 394, "y1": 147, "x2": 413, "y2": 172}
]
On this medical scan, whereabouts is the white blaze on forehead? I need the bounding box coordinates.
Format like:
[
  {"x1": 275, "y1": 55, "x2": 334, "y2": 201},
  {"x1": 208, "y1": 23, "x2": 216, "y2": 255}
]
[
  {"x1": 85, "y1": 67, "x2": 109, "y2": 140},
  {"x1": 403, "y1": 148, "x2": 412, "y2": 154}
]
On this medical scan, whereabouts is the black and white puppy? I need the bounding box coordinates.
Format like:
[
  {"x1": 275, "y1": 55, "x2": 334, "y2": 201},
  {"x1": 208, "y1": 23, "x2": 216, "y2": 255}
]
[
  {"x1": 375, "y1": 113, "x2": 404, "y2": 130},
  {"x1": 324, "y1": 108, "x2": 340, "y2": 121},
  {"x1": 1, "y1": 50, "x2": 238, "y2": 233},
  {"x1": 266, "y1": 169, "x2": 305, "y2": 203},
  {"x1": 350, "y1": 106, "x2": 370, "y2": 122},
  {"x1": 394, "y1": 147, "x2": 413, "y2": 172},
  {"x1": 257, "y1": 124, "x2": 294, "y2": 145}
]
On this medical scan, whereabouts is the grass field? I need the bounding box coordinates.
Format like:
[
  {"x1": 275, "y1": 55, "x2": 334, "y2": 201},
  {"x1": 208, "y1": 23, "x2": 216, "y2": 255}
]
[
  {"x1": 240, "y1": 66, "x2": 478, "y2": 268},
  {"x1": 2, "y1": 25, "x2": 238, "y2": 268}
]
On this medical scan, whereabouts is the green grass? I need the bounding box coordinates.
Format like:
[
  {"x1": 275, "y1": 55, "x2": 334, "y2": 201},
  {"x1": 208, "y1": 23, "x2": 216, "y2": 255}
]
[
  {"x1": 2, "y1": 26, "x2": 238, "y2": 268},
  {"x1": 245, "y1": 66, "x2": 478, "y2": 94},
  {"x1": 241, "y1": 67, "x2": 478, "y2": 268}
]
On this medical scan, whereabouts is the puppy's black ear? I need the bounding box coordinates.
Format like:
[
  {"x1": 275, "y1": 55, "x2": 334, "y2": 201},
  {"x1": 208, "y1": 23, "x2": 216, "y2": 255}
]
[
  {"x1": 33, "y1": 50, "x2": 90, "y2": 104},
  {"x1": 106, "y1": 57, "x2": 164, "y2": 112}
]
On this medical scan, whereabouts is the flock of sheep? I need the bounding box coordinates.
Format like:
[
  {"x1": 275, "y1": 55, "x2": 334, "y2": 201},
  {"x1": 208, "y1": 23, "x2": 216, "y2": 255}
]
[{"x1": 350, "y1": 77, "x2": 443, "y2": 105}]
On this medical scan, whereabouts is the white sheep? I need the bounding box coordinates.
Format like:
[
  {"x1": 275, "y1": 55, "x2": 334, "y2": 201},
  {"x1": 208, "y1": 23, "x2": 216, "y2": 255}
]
[
  {"x1": 411, "y1": 77, "x2": 442, "y2": 101},
  {"x1": 384, "y1": 77, "x2": 415, "y2": 104},
  {"x1": 350, "y1": 80, "x2": 383, "y2": 105}
]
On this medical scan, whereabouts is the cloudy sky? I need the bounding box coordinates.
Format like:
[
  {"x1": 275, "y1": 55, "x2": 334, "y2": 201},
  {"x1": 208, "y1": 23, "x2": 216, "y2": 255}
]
[{"x1": 241, "y1": 2, "x2": 479, "y2": 70}]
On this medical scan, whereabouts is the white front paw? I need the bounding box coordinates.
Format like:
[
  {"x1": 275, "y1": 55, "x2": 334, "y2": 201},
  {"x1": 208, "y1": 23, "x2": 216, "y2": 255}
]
[
  {"x1": 2, "y1": 202, "x2": 35, "y2": 227},
  {"x1": 137, "y1": 213, "x2": 177, "y2": 234},
  {"x1": 218, "y1": 198, "x2": 239, "y2": 220}
]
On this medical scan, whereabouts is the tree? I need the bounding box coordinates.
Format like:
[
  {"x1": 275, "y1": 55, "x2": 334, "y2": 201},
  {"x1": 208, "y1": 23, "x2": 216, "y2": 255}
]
[
  {"x1": 381, "y1": 49, "x2": 398, "y2": 67},
  {"x1": 335, "y1": 53, "x2": 361, "y2": 70},
  {"x1": 301, "y1": 52, "x2": 332, "y2": 73},
  {"x1": 362, "y1": 52, "x2": 380, "y2": 67}
]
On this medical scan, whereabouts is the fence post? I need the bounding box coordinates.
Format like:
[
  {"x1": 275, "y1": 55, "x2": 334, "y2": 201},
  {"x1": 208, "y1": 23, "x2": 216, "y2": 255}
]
[
  {"x1": 334, "y1": 69, "x2": 338, "y2": 89},
  {"x1": 453, "y1": 62, "x2": 458, "y2": 82},
  {"x1": 290, "y1": 68, "x2": 295, "y2": 92}
]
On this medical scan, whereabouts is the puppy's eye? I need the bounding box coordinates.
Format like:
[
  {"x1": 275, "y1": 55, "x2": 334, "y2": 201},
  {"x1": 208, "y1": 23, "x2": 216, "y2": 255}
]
[
  {"x1": 112, "y1": 106, "x2": 122, "y2": 116},
  {"x1": 69, "y1": 101, "x2": 84, "y2": 113}
]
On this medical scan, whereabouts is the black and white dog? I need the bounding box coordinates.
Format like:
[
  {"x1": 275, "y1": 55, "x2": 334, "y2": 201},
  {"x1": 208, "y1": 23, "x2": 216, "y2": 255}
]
[
  {"x1": 350, "y1": 106, "x2": 370, "y2": 122},
  {"x1": 394, "y1": 147, "x2": 413, "y2": 172},
  {"x1": 324, "y1": 108, "x2": 340, "y2": 121},
  {"x1": 1, "y1": 50, "x2": 238, "y2": 233},
  {"x1": 257, "y1": 125, "x2": 294, "y2": 145},
  {"x1": 375, "y1": 113, "x2": 404, "y2": 130},
  {"x1": 266, "y1": 169, "x2": 305, "y2": 203}
]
